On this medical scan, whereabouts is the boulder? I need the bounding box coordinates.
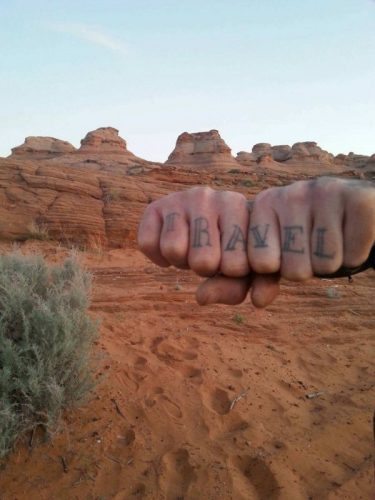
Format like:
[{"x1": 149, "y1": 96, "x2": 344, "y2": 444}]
[
  {"x1": 291, "y1": 142, "x2": 333, "y2": 163},
  {"x1": 271, "y1": 145, "x2": 292, "y2": 162},
  {"x1": 10, "y1": 137, "x2": 76, "y2": 159}
]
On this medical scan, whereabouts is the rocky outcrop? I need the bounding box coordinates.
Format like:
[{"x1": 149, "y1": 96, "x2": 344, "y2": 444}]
[
  {"x1": 10, "y1": 137, "x2": 76, "y2": 159},
  {"x1": 271, "y1": 145, "x2": 292, "y2": 162},
  {"x1": 291, "y1": 142, "x2": 333, "y2": 163},
  {"x1": 166, "y1": 130, "x2": 239, "y2": 168},
  {"x1": 78, "y1": 127, "x2": 129, "y2": 154},
  {"x1": 236, "y1": 141, "x2": 333, "y2": 166},
  {"x1": 0, "y1": 127, "x2": 372, "y2": 249}
]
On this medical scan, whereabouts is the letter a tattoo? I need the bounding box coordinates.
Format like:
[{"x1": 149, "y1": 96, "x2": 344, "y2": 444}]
[
  {"x1": 313, "y1": 228, "x2": 334, "y2": 259},
  {"x1": 225, "y1": 224, "x2": 246, "y2": 251},
  {"x1": 192, "y1": 217, "x2": 212, "y2": 248},
  {"x1": 249, "y1": 224, "x2": 270, "y2": 248}
]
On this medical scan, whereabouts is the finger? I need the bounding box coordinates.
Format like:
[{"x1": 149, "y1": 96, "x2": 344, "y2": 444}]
[
  {"x1": 138, "y1": 204, "x2": 170, "y2": 267},
  {"x1": 159, "y1": 209, "x2": 189, "y2": 268},
  {"x1": 218, "y1": 191, "x2": 250, "y2": 277},
  {"x1": 250, "y1": 273, "x2": 280, "y2": 308},
  {"x1": 187, "y1": 190, "x2": 221, "y2": 277},
  {"x1": 343, "y1": 186, "x2": 375, "y2": 267},
  {"x1": 277, "y1": 184, "x2": 313, "y2": 281},
  {"x1": 310, "y1": 184, "x2": 344, "y2": 275},
  {"x1": 247, "y1": 188, "x2": 281, "y2": 274},
  {"x1": 196, "y1": 275, "x2": 252, "y2": 305}
]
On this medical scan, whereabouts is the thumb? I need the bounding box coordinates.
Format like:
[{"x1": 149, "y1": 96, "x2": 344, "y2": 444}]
[{"x1": 196, "y1": 275, "x2": 252, "y2": 305}]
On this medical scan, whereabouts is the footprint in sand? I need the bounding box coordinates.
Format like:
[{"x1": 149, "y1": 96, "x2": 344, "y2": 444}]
[
  {"x1": 144, "y1": 387, "x2": 183, "y2": 419},
  {"x1": 177, "y1": 365, "x2": 203, "y2": 385},
  {"x1": 150, "y1": 336, "x2": 198, "y2": 364},
  {"x1": 159, "y1": 448, "x2": 197, "y2": 500},
  {"x1": 229, "y1": 454, "x2": 280, "y2": 500},
  {"x1": 202, "y1": 387, "x2": 232, "y2": 415},
  {"x1": 228, "y1": 367, "x2": 243, "y2": 378}
]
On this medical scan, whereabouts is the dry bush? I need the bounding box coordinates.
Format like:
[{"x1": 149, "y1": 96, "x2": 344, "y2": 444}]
[{"x1": 0, "y1": 252, "x2": 98, "y2": 458}]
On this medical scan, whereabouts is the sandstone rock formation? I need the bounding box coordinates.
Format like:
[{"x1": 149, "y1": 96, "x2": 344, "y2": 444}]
[
  {"x1": 78, "y1": 127, "x2": 128, "y2": 154},
  {"x1": 0, "y1": 127, "x2": 372, "y2": 249},
  {"x1": 236, "y1": 141, "x2": 332, "y2": 166},
  {"x1": 290, "y1": 142, "x2": 333, "y2": 163},
  {"x1": 166, "y1": 130, "x2": 239, "y2": 168},
  {"x1": 10, "y1": 137, "x2": 76, "y2": 159},
  {"x1": 271, "y1": 145, "x2": 292, "y2": 162}
]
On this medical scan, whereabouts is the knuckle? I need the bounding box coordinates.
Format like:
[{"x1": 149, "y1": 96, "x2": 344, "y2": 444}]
[
  {"x1": 220, "y1": 258, "x2": 249, "y2": 277},
  {"x1": 189, "y1": 254, "x2": 219, "y2": 277},
  {"x1": 251, "y1": 259, "x2": 279, "y2": 274},
  {"x1": 343, "y1": 251, "x2": 369, "y2": 269},
  {"x1": 188, "y1": 186, "x2": 214, "y2": 201},
  {"x1": 312, "y1": 259, "x2": 341, "y2": 276},
  {"x1": 282, "y1": 181, "x2": 310, "y2": 205},
  {"x1": 281, "y1": 265, "x2": 312, "y2": 282},
  {"x1": 160, "y1": 241, "x2": 185, "y2": 262},
  {"x1": 254, "y1": 186, "x2": 278, "y2": 206}
]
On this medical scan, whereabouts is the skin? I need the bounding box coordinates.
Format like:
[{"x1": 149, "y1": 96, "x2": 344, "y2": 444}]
[{"x1": 138, "y1": 177, "x2": 375, "y2": 307}]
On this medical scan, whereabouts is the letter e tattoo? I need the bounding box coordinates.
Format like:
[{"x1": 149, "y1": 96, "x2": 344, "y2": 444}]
[{"x1": 282, "y1": 226, "x2": 305, "y2": 254}]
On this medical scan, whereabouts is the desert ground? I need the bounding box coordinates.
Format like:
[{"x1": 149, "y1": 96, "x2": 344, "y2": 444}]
[{"x1": 0, "y1": 128, "x2": 373, "y2": 499}]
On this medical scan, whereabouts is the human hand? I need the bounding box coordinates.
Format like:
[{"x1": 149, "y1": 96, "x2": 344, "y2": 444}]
[{"x1": 138, "y1": 178, "x2": 374, "y2": 307}]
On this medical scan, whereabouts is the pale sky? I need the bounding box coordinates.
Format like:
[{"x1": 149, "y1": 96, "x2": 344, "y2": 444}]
[{"x1": 1, "y1": 0, "x2": 374, "y2": 161}]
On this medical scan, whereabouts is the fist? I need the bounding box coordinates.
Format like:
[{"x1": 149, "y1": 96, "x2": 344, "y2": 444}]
[{"x1": 138, "y1": 177, "x2": 375, "y2": 307}]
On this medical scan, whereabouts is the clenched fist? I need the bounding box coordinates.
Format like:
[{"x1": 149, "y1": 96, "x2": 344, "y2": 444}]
[{"x1": 138, "y1": 177, "x2": 374, "y2": 307}]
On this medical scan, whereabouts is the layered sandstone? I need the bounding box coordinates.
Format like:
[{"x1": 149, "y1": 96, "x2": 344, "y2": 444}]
[
  {"x1": 0, "y1": 127, "x2": 373, "y2": 249},
  {"x1": 78, "y1": 127, "x2": 128, "y2": 154},
  {"x1": 10, "y1": 136, "x2": 76, "y2": 159},
  {"x1": 166, "y1": 130, "x2": 239, "y2": 169},
  {"x1": 236, "y1": 141, "x2": 332, "y2": 166}
]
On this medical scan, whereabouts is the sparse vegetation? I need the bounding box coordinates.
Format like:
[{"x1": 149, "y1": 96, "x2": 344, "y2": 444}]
[
  {"x1": 239, "y1": 179, "x2": 254, "y2": 188},
  {"x1": 104, "y1": 188, "x2": 121, "y2": 203},
  {"x1": 228, "y1": 169, "x2": 241, "y2": 174},
  {"x1": 233, "y1": 313, "x2": 245, "y2": 325},
  {"x1": 26, "y1": 221, "x2": 50, "y2": 241},
  {"x1": 0, "y1": 252, "x2": 98, "y2": 458}
]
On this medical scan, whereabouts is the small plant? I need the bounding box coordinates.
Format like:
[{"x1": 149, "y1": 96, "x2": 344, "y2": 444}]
[
  {"x1": 0, "y1": 252, "x2": 98, "y2": 458},
  {"x1": 104, "y1": 188, "x2": 121, "y2": 203},
  {"x1": 233, "y1": 313, "x2": 245, "y2": 325},
  {"x1": 26, "y1": 221, "x2": 50, "y2": 241},
  {"x1": 228, "y1": 169, "x2": 241, "y2": 174},
  {"x1": 239, "y1": 179, "x2": 254, "y2": 188}
]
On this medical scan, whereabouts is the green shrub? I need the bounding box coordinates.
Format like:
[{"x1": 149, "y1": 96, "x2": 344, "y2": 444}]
[{"x1": 0, "y1": 252, "x2": 98, "y2": 458}]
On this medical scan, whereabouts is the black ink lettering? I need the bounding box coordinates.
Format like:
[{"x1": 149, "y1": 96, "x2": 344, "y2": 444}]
[
  {"x1": 249, "y1": 224, "x2": 270, "y2": 248},
  {"x1": 225, "y1": 224, "x2": 246, "y2": 251},
  {"x1": 313, "y1": 228, "x2": 335, "y2": 259},
  {"x1": 192, "y1": 217, "x2": 211, "y2": 248},
  {"x1": 282, "y1": 226, "x2": 304, "y2": 254},
  {"x1": 165, "y1": 212, "x2": 180, "y2": 232}
]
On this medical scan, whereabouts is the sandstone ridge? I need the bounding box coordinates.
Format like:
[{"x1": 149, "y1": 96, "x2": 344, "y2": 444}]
[
  {"x1": 10, "y1": 136, "x2": 76, "y2": 159},
  {"x1": 0, "y1": 127, "x2": 373, "y2": 249}
]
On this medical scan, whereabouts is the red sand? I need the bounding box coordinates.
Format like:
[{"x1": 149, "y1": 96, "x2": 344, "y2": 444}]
[{"x1": 0, "y1": 243, "x2": 373, "y2": 499}]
